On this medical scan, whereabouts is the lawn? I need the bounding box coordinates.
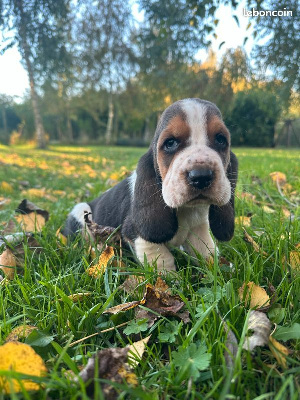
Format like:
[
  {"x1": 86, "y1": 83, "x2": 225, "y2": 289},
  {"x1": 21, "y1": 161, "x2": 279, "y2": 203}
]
[{"x1": 0, "y1": 144, "x2": 299, "y2": 400}]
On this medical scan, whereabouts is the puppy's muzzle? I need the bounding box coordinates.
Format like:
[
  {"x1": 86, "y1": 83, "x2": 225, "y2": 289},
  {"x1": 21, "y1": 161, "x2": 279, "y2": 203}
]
[{"x1": 187, "y1": 168, "x2": 214, "y2": 189}]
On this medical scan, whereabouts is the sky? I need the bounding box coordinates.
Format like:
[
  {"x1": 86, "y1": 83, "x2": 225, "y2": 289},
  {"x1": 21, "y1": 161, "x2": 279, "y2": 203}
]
[{"x1": 0, "y1": 1, "x2": 253, "y2": 100}]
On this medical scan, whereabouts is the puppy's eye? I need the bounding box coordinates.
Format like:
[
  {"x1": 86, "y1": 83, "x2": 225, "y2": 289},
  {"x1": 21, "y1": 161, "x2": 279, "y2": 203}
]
[
  {"x1": 215, "y1": 133, "x2": 228, "y2": 148},
  {"x1": 164, "y1": 138, "x2": 179, "y2": 152}
]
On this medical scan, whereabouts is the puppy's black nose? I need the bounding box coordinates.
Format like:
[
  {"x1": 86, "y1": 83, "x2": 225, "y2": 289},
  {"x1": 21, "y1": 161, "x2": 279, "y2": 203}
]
[{"x1": 187, "y1": 169, "x2": 213, "y2": 189}]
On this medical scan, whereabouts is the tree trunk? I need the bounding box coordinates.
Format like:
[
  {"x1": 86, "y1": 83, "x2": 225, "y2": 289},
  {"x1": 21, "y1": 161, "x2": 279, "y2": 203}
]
[
  {"x1": 105, "y1": 92, "x2": 114, "y2": 145},
  {"x1": 17, "y1": 0, "x2": 46, "y2": 149}
]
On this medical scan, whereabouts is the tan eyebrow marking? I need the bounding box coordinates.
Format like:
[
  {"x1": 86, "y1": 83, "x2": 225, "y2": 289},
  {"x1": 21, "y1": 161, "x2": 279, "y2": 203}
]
[{"x1": 157, "y1": 115, "x2": 190, "y2": 180}]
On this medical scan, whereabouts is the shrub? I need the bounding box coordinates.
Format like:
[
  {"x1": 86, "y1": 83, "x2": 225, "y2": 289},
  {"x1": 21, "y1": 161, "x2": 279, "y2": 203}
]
[{"x1": 225, "y1": 89, "x2": 282, "y2": 147}]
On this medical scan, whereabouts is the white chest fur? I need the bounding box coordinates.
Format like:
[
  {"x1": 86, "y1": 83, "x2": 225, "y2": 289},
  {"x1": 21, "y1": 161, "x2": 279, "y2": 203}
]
[{"x1": 169, "y1": 204, "x2": 210, "y2": 246}]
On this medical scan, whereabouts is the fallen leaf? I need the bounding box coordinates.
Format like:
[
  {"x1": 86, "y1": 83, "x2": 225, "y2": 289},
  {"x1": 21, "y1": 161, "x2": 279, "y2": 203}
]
[
  {"x1": 239, "y1": 282, "x2": 270, "y2": 309},
  {"x1": 282, "y1": 183, "x2": 292, "y2": 193},
  {"x1": 104, "y1": 299, "x2": 144, "y2": 315},
  {"x1": 87, "y1": 246, "x2": 115, "y2": 278},
  {"x1": 269, "y1": 336, "x2": 289, "y2": 369},
  {"x1": 288, "y1": 243, "x2": 300, "y2": 270},
  {"x1": 262, "y1": 205, "x2": 275, "y2": 214},
  {"x1": 135, "y1": 279, "x2": 190, "y2": 326},
  {"x1": 1, "y1": 181, "x2": 13, "y2": 193},
  {"x1": 105, "y1": 277, "x2": 190, "y2": 325},
  {"x1": 269, "y1": 172, "x2": 286, "y2": 186},
  {"x1": 60, "y1": 293, "x2": 91, "y2": 302},
  {"x1": 0, "y1": 197, "x2": 11, "y2": 209},
  {"x1": 235, "y1": 216, "x2": 252, "y2": 227},
  {"x1": 0, "y1": 341, "x2": 47, "y2": 393},
  {"x1": 14, "y1": 199, "x2": 49, "y2": 232},
  {"x1": 76, "y1": 347, "x2": 137, "y2": 398},
  {"x1": 240, "y1": 192, "x2": 256, "y2": 201},
  {"x1": 122, "y1": 275, "x2": 144, "y2": 294},
  {"x1": 5, "y1": 325, "x2": 37, "y2": 342},
  {"x1": 243, "y1": 310, "x2": 272, "y2": 352},
  {"x1": 0, "y1": 248, "x2": 16, "y2": 279},
  {"x1": 84, "y1": 212, "x2": 121, "y2": 245},
  {"x1": 243, "y1": 229, "x2": 267, "y2": 256},
  {"x1": 128, "y1": 335, "x2": 151, "y2": 367},
  {"x1": 281, "y1": 207, "x2": 291, "y2": 218},
  {"x1": 220, "y1": 317, "x2": 238, "y2": 368},
  {"x1": 56, "y1": 227, "x2": 67, "y2": 245},
  {"x1": 15, "y1": 213, "x2": 46, "y2": 232}
]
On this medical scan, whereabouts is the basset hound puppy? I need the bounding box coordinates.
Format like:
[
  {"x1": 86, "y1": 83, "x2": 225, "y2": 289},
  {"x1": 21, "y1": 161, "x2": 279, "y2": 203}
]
[{"x1": 63, "y1": 98, "x2": 238, "y2": 271}]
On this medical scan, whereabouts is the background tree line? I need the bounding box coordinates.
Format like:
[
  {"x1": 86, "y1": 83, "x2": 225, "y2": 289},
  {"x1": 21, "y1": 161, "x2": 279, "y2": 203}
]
[{"x1": 0, "y1": 0, "x2": 299, "y2": 148}]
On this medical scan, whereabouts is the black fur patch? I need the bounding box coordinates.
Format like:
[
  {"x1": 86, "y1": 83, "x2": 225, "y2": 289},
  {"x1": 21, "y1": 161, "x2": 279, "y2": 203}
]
[
  {"x1": 122, "y1": 149, "x2": 178, "y2": 244},
  {"x1": 209, "y1": 151, "x2": 238, "y2": 241}
]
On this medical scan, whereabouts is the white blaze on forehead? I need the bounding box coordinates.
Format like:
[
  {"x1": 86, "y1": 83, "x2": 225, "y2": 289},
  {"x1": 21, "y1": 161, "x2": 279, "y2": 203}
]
[{"x1": 181, "y1": 99, "x2": 208, "y2": 146}]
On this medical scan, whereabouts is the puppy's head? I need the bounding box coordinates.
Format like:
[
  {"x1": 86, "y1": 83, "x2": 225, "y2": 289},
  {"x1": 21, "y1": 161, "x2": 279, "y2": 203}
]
[
  {"x1": 128, "y1": 98, "x2": 238, "y2": 244},
  {"x1": 154, "y1": 98, "x2": 232, "y2": 209}
]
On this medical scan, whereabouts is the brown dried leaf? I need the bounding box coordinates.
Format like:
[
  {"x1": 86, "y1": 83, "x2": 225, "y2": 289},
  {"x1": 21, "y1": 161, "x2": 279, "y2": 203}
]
[
  {"x1": 269, "y1": 336, "x2": 289, "y2": 369},
  {"x1": 77, "y1": 347, "x2": 137, "y2": 399},
  {"x1": 243, "y1": 229, "x2": 267, "y2": 256},
  {"x1": 122, "y1": 275, "x2": 144, "y2": 294},
  {"x1": 239, "y1": 281, "x2": 270, "y2": 309},
  {"x1": 135, "y1": 279, "x2": 190, "y2": 326},
  {"x1": 242, "y1": 310, "x2": 272, "y2": 352},
  {"x1": 84, "y1": 211, "x2": 121, "y2": 245},
  {"x1": 0, "y1": 248, "x2": 16, "y2": 279},
  {"x1": 104, "y1": 300, "x2": 144, "y2": 315},
  {"x1": 220, "y1": 316, "x2": 238, "y2": 368},
  {"x1": 87, "y1": 246, "x2": 115, "y2": 278},
  {"x1": 5, "y1": 325, "x2": 37, "y2": 342}
]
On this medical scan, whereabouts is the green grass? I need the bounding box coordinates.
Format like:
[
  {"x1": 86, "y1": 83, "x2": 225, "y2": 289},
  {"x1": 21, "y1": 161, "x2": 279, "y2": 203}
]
[{"x1": 0, "y1": 145, "x2": 299, "y2": 399}]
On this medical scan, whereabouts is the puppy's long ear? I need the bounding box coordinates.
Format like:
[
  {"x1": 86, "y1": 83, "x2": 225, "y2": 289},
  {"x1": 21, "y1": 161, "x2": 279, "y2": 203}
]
[
  {"x1": 209, "y1": 151, "x2": 238, "y2": 241},
  {"x1": 124, "y1": 148, "x2": 178, "y2": 244}
]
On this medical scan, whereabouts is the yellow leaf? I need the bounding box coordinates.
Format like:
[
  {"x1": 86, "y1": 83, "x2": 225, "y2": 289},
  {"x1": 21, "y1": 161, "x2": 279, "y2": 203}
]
[
  {"x1": 21, "y1": 188, "x2": 46, "y2": 198},
  {"x1": 289, "y1": 243, "x2": 300, "y2": 270},
  {"x1": 64, "y1": 293, "x2": 91, "y2": 302},
  {"x1": 281, "y1": 207, "x2": 291, "y2": 218},
  {"x1": 56, "y1": 227, "x2": 67, "y2": 245},
  {"x1": 1, "y1": 181, "x2": 13, "y2": 193},
  {"x1": 0, "y1": 249, "x2": 16, "y2": 280},
  {"x1": 282, "y1": 183, "x2": 292, "y2": 193},
  {"x1": 238, "y1": 282, "x2": 270, "y2": 309},
  {"x1": 128, "y1": 336, "x2": 151, "y2": 367},
  {"x1": 235, "y1": 216, "x2": 251, "y2": 227},
  {"x1": 109, "y1": 172, "x2": 119, "y2": 180},
  {"x1": 269, "y1": 171, "x2": 286, "y2": 186},
  {"x1": 5, "y1": 325, "x2": 37, "y2": 342},
  {"x1": 118, "y1": 366, "x2": 138, "y2": 386},
  {"x1": 15, "y1": 213, "x2": 46, "y2": 232},
  {"x1": 269, "y1": 336, "x2": 289, "y2": 369},
  {"x1": 262, "y1": 205, "x2": 275, "y2": 214},
  {"x1": 87, "y1": 246, "x2": 114, "y2": 278},
  {"x1": 0, "y1": 341, "x2": 47, "y2": 393}
]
